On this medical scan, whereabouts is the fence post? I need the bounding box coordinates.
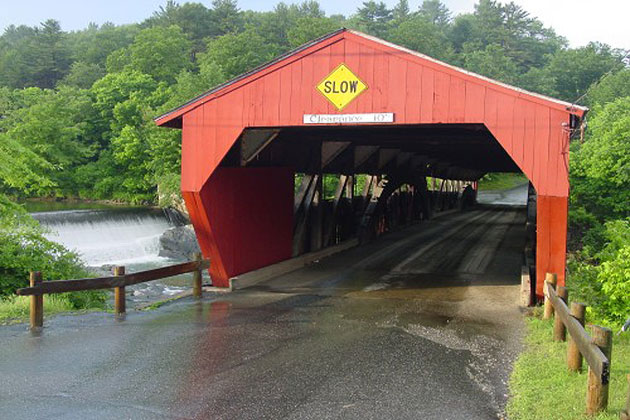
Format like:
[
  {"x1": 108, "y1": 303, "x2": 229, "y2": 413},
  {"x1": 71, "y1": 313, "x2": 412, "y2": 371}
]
[
  {"x1": 586, "y1": 325, "x2": 612, "y2": 415},
  {"x1": 193, "y1": 252, "x2": 202, "y2": 298},
  {"x1": 113, "y1": 266, "x2": 126, "y2": 315},
  {"x1": 543, "y1": 273, "x2": 557, "y2": 319},
  {"x1": 620, "y1": 375, "x2": 630, "y2": 420},
  {"x1": 553, "y1": 286, "x2": 568, "y2": 341},
  {"x1": 568, "y1": 302, "x2": 586, "y2": 372},
  {"x1": 29, "y1": 271, "x2": 43, "y2": 330}
]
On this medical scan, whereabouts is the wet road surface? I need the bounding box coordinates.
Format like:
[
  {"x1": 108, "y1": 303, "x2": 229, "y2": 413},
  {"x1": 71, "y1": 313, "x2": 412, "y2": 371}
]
[{"x1": 0, "y1": 207, "x2": 526, "y2": 419}]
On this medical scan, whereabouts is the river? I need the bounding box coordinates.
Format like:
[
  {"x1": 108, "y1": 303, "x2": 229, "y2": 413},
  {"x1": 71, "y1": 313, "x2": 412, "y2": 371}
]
[{"x1": 27, "y1": 202, "x2": 197, "y2": 304}]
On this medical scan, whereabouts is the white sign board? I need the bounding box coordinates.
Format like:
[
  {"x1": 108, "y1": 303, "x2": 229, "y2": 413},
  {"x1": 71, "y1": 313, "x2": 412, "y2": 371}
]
[{"x1": 303, "y1": 113, "x2": 394, "y2": 125}]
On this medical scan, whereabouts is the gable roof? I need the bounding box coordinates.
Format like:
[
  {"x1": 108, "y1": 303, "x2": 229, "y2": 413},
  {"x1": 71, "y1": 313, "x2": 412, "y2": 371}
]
[{"x1": 155, "y1": 28, "x2": 588, "y2": 127}]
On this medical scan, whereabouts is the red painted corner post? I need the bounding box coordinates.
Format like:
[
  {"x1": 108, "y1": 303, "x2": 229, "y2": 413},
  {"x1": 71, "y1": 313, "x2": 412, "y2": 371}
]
[
  {"x1": 535, "y1": 195, "x2": 568, "y2": 299},
  {"x1": 183, "y1": 167, "x2": 294, "y2": 287}
]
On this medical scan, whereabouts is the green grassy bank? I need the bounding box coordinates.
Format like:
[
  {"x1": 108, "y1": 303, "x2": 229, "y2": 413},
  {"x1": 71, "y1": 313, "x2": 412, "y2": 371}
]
[
  {"x1": 0, "y1": 291, "x2": 107, "y2": 324},
  {"x1": 478, "y1": 173, "x2": 528, "y2": 191},
  {"x1": 508, "y1": 316, "x2": 630, "y2": 419}
]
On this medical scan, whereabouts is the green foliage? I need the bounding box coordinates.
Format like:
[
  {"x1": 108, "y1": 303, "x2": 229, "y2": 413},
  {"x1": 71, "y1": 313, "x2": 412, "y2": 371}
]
[
  {"x1": 568, "y1": 220, "x2": 630, "y2": 323},
  {"x1": 0, "y1": 200, "x2": 105, "y2": 309},
  {"x1": 571, "y1": 97, "x2": 630, "y2": 220},
  {"x1": 477, "y1": 172, "x2": 527, "y2": 191},
  {"x1": 0, "y1": 20, "x2": 72, "y2": 89},
  {"x1": 201, "y1": 29, "x2": 277, "y2": 79},
  {"x1": 389, "y1": 16, "x2": 455, "y2": 62},
  {"x1": 59, "y1": 61, "x2": 105, "y2": 89},
  {"x1": 586, "y1": 69, "x2": 630, "y2": 107},
  {"x1": 542, "y1": 43, "x2": 625, "y2": 101},
  {"x1": 354, "y1": 1, "x2": 393, "y2": 38},
  {"x1": 287, "y1": 17, "x2": 341, "y2": 48},
  {"x1": 113, "y1": 25, "x2": 192, "y2": 83},
  {"x1": 462, "y1": 44, "x2": 519, "y2": 83}
]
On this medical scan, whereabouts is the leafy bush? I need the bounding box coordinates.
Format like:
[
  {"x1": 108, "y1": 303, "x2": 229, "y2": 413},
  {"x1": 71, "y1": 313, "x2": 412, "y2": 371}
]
[
  {"x1": 568, "y1": 219, "x2": 630, "y2": 324},
  {"x1": 0, "y1": 198, "x2": 106, "y2": 309}
]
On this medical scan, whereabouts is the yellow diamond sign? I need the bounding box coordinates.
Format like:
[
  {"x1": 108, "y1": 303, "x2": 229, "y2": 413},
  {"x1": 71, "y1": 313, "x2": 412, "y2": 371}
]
[{"x1": 316, "y1": 64, "x2": 368, "y2": 111}]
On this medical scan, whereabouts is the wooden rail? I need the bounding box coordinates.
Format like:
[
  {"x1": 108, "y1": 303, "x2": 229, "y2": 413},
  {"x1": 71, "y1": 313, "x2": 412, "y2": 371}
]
[
  {"x1": 544, "y1": 277, "x2": 613, "y2": 415},
  {"x1": 16, "y1": 253, "x2": 209, "y2": 329}
]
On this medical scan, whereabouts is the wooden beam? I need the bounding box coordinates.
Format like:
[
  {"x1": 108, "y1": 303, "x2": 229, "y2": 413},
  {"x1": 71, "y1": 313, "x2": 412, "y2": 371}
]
[
  {"x1": 294, "y1": 174, "x2": 314, "y2": 214},
  {"x1": 396, "y1": 152, "x2": 412, "y2": 168},
  {"x1": 545, "y1": 281, "x2": 609, "y2": 384},
  {"x1": 240, "y1": 129, "x2": 280, "y2": 165},
  {"x1": 17, "y1": 260, "x2": 210, "y2": 295},
  {"x1": 321, "y1": 141, "x2": 351, "y2": 169},
  {"x1": 309, "y1": 176, "x2": 323, "y2": 252},
  {"x1": 354, "y1": 146, "x2": 379, "y2": 170},
  {"x1": 378, "y1": 149, "x2": 399, "y2": 169},
  {"x1": 293, "y1": 174, "x2": 320, "y2": 256},
  {"x1": 323, "y1": 175, "x2": 349, "y2": 246}
]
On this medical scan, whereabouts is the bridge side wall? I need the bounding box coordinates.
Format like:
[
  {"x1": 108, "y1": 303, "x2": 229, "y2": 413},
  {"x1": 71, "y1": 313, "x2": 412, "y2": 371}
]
[
  {"x1": 184, "y1": 167, "x2": 294, "y2": 287},
  {"x1": 536, "y1": 195, "x2": 568, "y2": 294}
]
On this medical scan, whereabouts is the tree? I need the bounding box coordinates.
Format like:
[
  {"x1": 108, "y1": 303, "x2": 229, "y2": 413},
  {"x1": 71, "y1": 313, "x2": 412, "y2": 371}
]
[
  {"x1": 211, "y1": 0, "x2": 244, "y2": 36},
  {"x1": 586, "y1": 69, "x2": 630, "y2": 107},
  {"x1": 1, "y1": 87, "x2": 95, "y2": 195},
  {"x1": 200, "y1": 29, "x2": 277, "y2": 79},
  {"x1": 571, "y1": 97, "x2": 630, "y2": 219},
  {"x1": 0, "y1": 20, "x2": 72, "y2": 88},
  {"x1": 122, "y1": 25, "x2": 192, "y2": 83},
  {"x1": 91, "y1": 70, "x2": 157, "y2": 125},
  {"x1": 287, "y1": 17, "x2": 341, "y2": 48},
  {"x1": 543, "y1": 42, "x2": 624, "y2": 101},
  {"x1": 418, "y1": 0, "x2": 451, "y2": 27},
  {"x1": 249, "y1": 2, "x2": 324, "y2": 49},
  {"x1": 354, "y1": 1, "x2": 393, "y2": 38},
  {"x1": 392, "y1": 0, "x2": 411, "y2": 25},
  {"x1": 161, "y1": 61, "x2": 226, "y2": 112},
  {"x1": 59, "y1": 61, "x2": 105, "y2": 89},
  {"x1": 389, "y1": 16, "x2": 455, "y2": 62},
  {"x1": 462, "y1": 44, "x2": 519, "y2": 83},
  {"x1": 67, "y1": 22, "x2": 138, "y2": 69}
]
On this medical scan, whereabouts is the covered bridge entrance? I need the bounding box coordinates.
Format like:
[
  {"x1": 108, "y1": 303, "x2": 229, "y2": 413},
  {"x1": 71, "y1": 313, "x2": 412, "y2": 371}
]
[{"x1": 156, "y1": 29, "x2": 587, "y2": 298}]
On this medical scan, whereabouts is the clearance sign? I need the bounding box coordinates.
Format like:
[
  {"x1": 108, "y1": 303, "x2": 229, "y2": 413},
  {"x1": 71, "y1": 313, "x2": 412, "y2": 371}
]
[{"x1": 316, "y1": 63, "x2": 368, "y2": 111}]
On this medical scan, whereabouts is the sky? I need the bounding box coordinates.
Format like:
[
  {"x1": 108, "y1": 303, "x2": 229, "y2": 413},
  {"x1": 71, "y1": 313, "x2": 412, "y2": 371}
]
[{"x1": 1, "y1": 0, "x2": 629, "y2": 49}]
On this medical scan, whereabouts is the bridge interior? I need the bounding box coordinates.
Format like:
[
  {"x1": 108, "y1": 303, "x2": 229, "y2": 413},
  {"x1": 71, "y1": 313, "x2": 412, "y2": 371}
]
[
  {"x1": 227, "y1": 124, "x2": 520, "y2": 177},
  {"x1": 217, "y1": 122, "x2": 531, "y2": 277}
]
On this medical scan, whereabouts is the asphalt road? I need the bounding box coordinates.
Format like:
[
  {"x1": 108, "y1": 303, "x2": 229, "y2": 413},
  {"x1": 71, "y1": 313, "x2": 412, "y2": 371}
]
[{"x1": 0, "y1": 206, "x2": 526, "y2": 420}]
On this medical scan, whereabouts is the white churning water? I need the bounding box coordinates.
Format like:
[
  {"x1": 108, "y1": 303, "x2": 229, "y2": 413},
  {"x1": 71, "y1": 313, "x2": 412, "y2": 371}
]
[{"x1": 31, "y1": 208, "x2": 177, "y2": 266}]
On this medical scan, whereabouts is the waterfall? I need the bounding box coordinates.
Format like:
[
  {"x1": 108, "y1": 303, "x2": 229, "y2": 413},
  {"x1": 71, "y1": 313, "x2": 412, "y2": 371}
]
[{"x1": 31, "y1": 208, "x2": 181, "y2": 266}]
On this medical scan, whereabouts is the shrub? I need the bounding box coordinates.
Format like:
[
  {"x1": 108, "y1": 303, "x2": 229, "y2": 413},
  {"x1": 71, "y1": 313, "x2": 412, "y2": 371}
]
[
  {"x1": 0, "y1": 197, "x2": 106, "y2": 309},
  {"x1": 568, "y1": 219, "x2": 630, "y2": 324}
]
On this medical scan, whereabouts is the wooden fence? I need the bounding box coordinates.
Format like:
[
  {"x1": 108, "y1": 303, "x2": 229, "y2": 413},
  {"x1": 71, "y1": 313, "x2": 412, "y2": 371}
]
[
  {"x1": 543, "y1": 273, "x2": 613, "y2": 415},
  {"x1": 16, "y1": 253, "x2": 209, "y2": 330}
]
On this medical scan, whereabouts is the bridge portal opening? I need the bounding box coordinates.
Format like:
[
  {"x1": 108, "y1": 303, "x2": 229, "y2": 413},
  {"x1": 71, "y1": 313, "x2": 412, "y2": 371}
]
[{"x1": 155, "y1": 29, "x2": 586, "y2": 299}]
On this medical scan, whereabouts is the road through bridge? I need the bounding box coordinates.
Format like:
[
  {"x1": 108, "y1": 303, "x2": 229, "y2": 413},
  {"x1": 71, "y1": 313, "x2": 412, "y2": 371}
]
[{"x1": 1, "y1": 201, "x2": 527, "y2": 419}]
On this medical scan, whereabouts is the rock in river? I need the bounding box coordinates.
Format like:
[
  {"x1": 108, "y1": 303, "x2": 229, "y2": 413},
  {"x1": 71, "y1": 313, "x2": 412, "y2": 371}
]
[{"x1": 158, "y1": 225, "x2": 201, "y2": 260}]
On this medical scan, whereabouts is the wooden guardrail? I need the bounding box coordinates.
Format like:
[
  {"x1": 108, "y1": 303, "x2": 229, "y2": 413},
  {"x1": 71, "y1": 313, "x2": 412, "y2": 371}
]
[
  {"x1": 543, "y1": 273, "x2": 613, "y2": 415},
  {"x1": 16, "y1": 253, "x2": 209, "y2": 330}
]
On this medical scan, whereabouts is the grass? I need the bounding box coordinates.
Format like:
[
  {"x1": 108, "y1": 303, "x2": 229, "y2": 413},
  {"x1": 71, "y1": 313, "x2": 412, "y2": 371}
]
[
  {"x1": 478, "y1": 173, "x2": 528, "y2": 191},
  {"x1": 0, "y1": 292, "x2": 107, "y2": 324},
  {"x1": 507, "y1": 315, "x2": 630, "y2": 420}
]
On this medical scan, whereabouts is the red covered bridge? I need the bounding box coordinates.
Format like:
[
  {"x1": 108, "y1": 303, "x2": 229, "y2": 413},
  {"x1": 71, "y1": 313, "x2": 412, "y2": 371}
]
[{"x1": 156, "y1": 29, "x2": 587, "y2": 298}]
